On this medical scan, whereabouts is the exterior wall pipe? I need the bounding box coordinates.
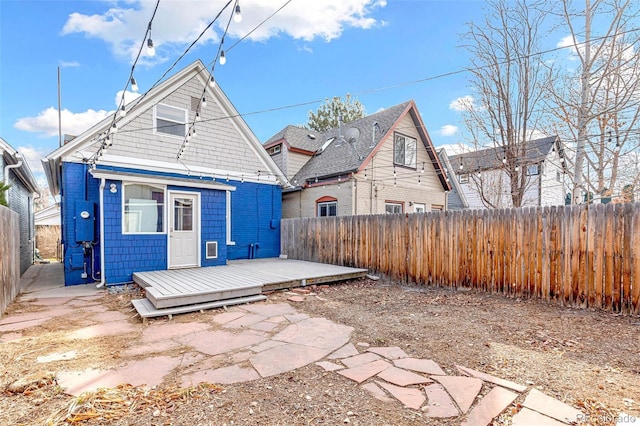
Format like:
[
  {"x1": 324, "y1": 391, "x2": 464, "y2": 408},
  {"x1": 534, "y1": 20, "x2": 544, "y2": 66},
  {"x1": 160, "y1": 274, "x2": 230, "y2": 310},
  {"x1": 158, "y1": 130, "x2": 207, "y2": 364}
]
[
  {"x1": 3, "y1": 153, "x2": 23, "y2": 184},
  {"x1": 96, "y1": 177, "x2": 106, "y2": 288}
]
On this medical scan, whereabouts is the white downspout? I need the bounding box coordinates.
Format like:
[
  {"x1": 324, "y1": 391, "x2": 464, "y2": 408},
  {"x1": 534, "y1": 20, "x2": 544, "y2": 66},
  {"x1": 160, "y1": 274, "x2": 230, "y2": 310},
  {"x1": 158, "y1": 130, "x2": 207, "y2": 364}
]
[
  {"x1": 96, "y1": 177, "x2": 106, "y2": 288},
  {"x1": 3, "y1": 153, "x2": 23, "y2": 184}
]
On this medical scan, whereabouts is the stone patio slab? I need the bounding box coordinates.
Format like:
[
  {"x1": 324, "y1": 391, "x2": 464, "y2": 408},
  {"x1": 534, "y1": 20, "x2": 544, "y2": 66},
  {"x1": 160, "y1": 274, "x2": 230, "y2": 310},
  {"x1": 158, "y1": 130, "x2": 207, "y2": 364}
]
[
  {"x1": 512, "y1": 408, "x2": 568, "y2": 426},
  {"x1": 249, "y1": 321, "x2": 280, "y2": 332},
  {"x1": 178, "y1": 329, "x2": 267, "y2": 355},
  {"x1": 0, "y1": 332, "x2": 22, "y2": 343},
  {"x1": 272, "y1": 317, "x2": 353, "y2": 350},
  {"x1": 66, "y1": 322, "x2": 136, "y2": 340},
  {"x1": 522, "y1": 389, "x2": 583, "y2": 424},
  {"x1": 284, "y1": 313, "x2": 311, "y2": 323},
  {"x1": 316, "y1": 361, "x2": 344, "y2": 372},
  {"x1": 265, "y1": 315, "x2": 287, "y2": 323},
  {"x1": 423, "y1": 383, "x2": 460, "y2": 418},
  {"x1": 211, "y1": 311, "x2": 246, "y2": 324},
  {"x1": 90, "y1": 310, "x2": 130, "y2": 322},
  {"x1": 0, "y1": 318, "x2": 48, "y2": 332},
  {"x1": 376, "y1": 380, "x2": 425, "y2": 410},
  {"x1": 368, "y1": 346, "x2": 409, "y2": 360},
  {"x1": 251, "y1": 343, "x2": 332, "y2": 377},
  {"x1": 377, "y1": 366, "x2": 432, "y2": 386},
  {"x1": 123, "y1": 339, "x2": 182, "y2": 356},
  {"x1": 341, "y1": 352, "x2": 381, "y2": 368},
  {"x1": 431, "y1": 375, "x2": 483, "y2": 414},
  {"x1": 337, "y1": 359, "x2": 391, "y2": 383},
  {"x1": 361, "y1": 382, "x2": 394, "y2": 403},
  {"x1": 328, "y1": 343, "x2": 359, "y2": 359},
  {"x1": 223, "y1": 313, "x2": 268, "y2": 329},
  {"x1": 37, "y1": 350, "x2": 78, "y2": 363},
  {"x1": 461, "y1": 386, "x2": 518, "y2": 426},
  {"x1": 57, "y1": 368, "x2": 120, "y2": 396},
  {"x1": 250, "y1": 339, "x2": 286, "y2": 353},
  {"x1": 241, "y1": 302, "x2": 297, "y2": 317},
  {"x1": 456, "y1": 365, "x2": 527, "y2": 393},
  {"x1": 141, "y1": 321, "x2": 210, "y2": 344},
  {"x1": 182, "y1": 364, "x2": 260, "y2": 386},
  {"x1": 394, "y1": 357, "x2": 446, "y2": 375}
]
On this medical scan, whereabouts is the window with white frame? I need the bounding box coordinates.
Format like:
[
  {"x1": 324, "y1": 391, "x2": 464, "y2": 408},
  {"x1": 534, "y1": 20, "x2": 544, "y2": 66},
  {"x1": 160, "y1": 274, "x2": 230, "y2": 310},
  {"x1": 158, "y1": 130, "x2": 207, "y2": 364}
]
[
  {"x1": 459, "y1": 173, "x2": 469, "y2": 183},
  {"x1": 155, "y1": 103, "x2": 187, "y2": 137},
  {"x1": 317, "y1": 201, "x2": 337, "y2": 217},
  {"x1": 527, "y1": 164, "x2": 540, "y2": 176},
  {"x1": 267, "y1": 144, "x2": 281, "y2": 155},
  {"x1": 123, "y1": 184, "x2": 165, "y2": 233},
  {"x1": 385, "y1": 202, "x2": 403, "y2": 214},
  {"x1": 413, "y1": 203, "x2": 426, "y2": 213},
  {"x1": 394, "y1": 133, "x2": 417, "y2": 168}
]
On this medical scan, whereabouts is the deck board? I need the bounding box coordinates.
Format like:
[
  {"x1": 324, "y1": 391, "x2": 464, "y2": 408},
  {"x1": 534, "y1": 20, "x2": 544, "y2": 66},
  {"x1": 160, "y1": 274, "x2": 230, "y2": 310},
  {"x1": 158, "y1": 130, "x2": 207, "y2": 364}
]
[{"x1": 132, "y1": 258, "x2": 368, "y2": 312}]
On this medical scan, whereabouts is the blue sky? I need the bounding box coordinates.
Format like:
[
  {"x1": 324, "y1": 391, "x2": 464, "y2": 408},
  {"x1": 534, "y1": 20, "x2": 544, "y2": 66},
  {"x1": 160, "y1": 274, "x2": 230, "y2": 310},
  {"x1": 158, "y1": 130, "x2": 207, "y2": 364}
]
[{"x1": 1, "y1": 0, "x2": 570, "y2": 183}]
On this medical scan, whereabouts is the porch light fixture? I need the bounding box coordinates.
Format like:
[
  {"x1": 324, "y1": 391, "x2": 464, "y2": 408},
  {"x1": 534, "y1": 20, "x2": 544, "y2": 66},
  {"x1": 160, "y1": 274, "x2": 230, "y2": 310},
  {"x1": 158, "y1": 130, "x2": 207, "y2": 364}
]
[
  {"x1": 220, "y1": 50, "x2": 227, "y2": 65},
  {"x1": 233, "y1": 3, "x2": 242, "y2": 23},
  {"x1": 130, "y1": 77, "x2": 139, "y2": 92}
]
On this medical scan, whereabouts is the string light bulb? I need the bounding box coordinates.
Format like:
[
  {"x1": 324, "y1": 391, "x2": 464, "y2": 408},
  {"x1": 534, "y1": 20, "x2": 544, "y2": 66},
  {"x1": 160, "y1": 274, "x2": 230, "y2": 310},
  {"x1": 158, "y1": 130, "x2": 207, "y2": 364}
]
[
  {"x1": 502, "y1": 155, "x2": 507, "y2": 164},
  {"x1": 202, "y1": 96, "x2": 207, "y2": 108},
  {"x1": 192, "y1": 126, "x2": 197, "y2": 137},
  {"x1": 209, "y1": 75, "x2": 216, "y2": 87},
  {"x1": 118, "y1": 104, "x2": 126, "y2": 118},
  {"x1": 421, "y1": 162, "x2": 425, "y2": 173},
  {"x1": 220, "y1": 50, "x2": 227, "y2": 65},
  {"x1": 195, "y1": 111, "x2": 201, "y2": 121},
  {"x1": 233, "y1": 3, "x2": 242, "y2": 23},
  {"x1": 105, "y1": 135, "x2": 112, "y2": 147},
  {"x1": 111, "y1": 122, "x2": 118, "y2": 133},
  {"x1": 147, "y1": 37, "x2": 155, "y2": 57},
  {"x1": 130, "y1": 77, "x2": 139, "y2": 92}
]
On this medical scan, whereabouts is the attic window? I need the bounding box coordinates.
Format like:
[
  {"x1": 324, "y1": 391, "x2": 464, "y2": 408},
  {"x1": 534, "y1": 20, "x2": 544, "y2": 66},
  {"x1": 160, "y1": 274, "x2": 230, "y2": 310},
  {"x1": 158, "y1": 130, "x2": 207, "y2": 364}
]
[
  {"x1": 394, "y1": 133, "x2": 417, "y2": 168},
  {"x1": 154, "y1": 103, "x2": 187, "y2": 138},
  {"x1": 267, "y1": 144, "x2": 281, "y2": 155}
]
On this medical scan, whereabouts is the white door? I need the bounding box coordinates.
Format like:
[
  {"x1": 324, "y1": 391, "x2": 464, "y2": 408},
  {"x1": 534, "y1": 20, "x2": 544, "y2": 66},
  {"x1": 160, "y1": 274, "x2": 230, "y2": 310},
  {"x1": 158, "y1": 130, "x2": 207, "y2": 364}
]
[{"x1": 168, "y1": 192, "x2": 199, "y2": 268}]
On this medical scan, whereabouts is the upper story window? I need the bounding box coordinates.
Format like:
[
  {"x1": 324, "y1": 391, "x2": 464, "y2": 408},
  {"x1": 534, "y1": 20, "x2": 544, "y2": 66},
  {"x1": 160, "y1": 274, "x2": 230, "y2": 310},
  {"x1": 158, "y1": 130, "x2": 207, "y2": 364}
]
[
  {"x1": 394, "y1": 133, "x2": 417, "y2": 168},
  {"x1": 267, "y1": 144, "x2": 282, "y2": 155},
  {"x1": 527, "y1": 164, "x2": 540, "y2": 176},
  {"x1": 155, "y1": 103, "x2": 187, "y2": 138},
  {"x1": 459, "y1": 173, "x2": 469, "y2": 184},
  {"x1": 123, "y1": 184, "x2": 165, "y2": 234}
]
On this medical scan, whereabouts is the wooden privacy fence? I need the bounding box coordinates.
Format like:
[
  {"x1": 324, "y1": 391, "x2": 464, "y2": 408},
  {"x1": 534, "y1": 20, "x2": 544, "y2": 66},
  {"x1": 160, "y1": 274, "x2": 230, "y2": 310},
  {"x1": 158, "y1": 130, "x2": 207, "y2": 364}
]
[
  {"x1": 281, "y1": 202, "x2": 640, "y2": 316},
  {"x1": 0, "y1": 206, "x2": 20, "y2": 318}
]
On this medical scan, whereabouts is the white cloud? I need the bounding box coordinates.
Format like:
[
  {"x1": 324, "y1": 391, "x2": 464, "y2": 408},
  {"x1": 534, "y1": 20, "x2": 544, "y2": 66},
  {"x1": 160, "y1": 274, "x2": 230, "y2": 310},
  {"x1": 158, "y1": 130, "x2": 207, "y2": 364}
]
[
  {"x1": 14, "y1": 107, "x2": 110, "y2": 138},
  {"x1": 13, "y1": 145, "x2": 49, "y2": 178},
  {"x1": 437, "y1": 142, "x2": 473, "y2": 156},
  {"x1": 61, "y1": 0, "x2": 387, "y2": 61},
  {"x1": 449, "y1": 95, "x2": 475, "y2": 112},
  {"x1": 59, "y1": 60, "x2": 80, "y2": 67},
  {"x1": 438, "y1": 124, "x2": 458, "y2": 136},
  {"x1": 114, "y1": 90, "x2": 143, "y2": 108},
  {"x1": 557, "y1": 35, "x2": 580, "y2": 60}
]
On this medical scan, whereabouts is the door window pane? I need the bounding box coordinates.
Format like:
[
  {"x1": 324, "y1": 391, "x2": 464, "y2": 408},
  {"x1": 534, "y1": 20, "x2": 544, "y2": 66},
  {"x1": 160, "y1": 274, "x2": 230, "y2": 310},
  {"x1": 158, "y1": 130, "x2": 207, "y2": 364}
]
[{"x1": 174, "y1": 198, "x2": 193, "y2": 231}]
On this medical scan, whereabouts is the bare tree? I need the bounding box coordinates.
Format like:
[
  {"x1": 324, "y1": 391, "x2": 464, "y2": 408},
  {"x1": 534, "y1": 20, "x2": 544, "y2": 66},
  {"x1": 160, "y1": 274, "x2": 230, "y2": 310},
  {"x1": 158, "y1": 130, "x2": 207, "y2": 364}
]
[
  {"x1": 547, "y1": 0, "x2": 640, "y2": 203},
  {"x1": 460, "y1": 0, "x2": 549, "y2": 207}
]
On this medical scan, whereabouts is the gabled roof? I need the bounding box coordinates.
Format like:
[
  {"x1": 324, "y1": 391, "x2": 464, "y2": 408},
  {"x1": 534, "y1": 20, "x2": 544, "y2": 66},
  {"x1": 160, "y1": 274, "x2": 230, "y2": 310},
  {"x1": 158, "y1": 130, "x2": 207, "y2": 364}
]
[
  {"x1": 42, "y1": 59, "x2": 288, "y2": 195},
  {"x1": 449, "y1": 136, "x2": 562, "y2": 174},
  {"x1": 1, "y1": 137, "x2": 40, "y2": 194},
  {"x1": 289, "y1": 100, "x2": 449, "y2": 189},
  {"x1": 264, "y1": 125, "x2": 323, "y2": 153},
  {"x1": 437, "y1": 149, "x2": 468, "y2": 209}
]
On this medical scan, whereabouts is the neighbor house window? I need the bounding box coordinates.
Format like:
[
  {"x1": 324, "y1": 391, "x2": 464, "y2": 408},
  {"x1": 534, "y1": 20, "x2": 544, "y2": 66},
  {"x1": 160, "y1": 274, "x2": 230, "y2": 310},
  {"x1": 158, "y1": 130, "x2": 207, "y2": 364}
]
[
  {"x1": 527, "y1": 164, "x2": 540, "y2": 176},
  {"x1": 123, "y1": 184, "x2": 165, "y2": 233},
  {"x1": 394, "y1": 133, "x2": 417, "y2": 168},
  {"x1": 413, "y1": 203, "x2": 426, "y2": 213},
  {"x1": 459, "y1": 173, "x2": 469, "y2": 183},
  {"x1": 385, "y1": 202, "x2": 403, "y2": 214},
  {"x1": 154, "y1": 103, "x2": 187, "y2": 137},
  {"x1": 267, "y1": 144, "x2": 282, "y2": 155},
  {"x1": 431, "y1": 204, "x2": 444, "y2": 211}
]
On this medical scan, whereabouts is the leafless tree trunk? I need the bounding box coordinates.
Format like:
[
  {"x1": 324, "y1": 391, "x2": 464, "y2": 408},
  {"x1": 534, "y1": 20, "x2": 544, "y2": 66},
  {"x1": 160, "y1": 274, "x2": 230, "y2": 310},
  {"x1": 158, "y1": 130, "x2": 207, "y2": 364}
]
[
  {"x1": 547, "y1": 0, "x2": 640, "y2": 203},
  {"x1": 460, "y1": 0, "x2": 549, "y2": 208}
]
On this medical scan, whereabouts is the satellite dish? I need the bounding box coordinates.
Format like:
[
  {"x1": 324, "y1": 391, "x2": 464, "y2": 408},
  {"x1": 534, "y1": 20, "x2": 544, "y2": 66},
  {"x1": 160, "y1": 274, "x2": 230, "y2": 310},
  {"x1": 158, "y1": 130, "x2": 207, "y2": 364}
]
[{"x1": 344, "y1": 127, "x2": 360, "y2": 144}]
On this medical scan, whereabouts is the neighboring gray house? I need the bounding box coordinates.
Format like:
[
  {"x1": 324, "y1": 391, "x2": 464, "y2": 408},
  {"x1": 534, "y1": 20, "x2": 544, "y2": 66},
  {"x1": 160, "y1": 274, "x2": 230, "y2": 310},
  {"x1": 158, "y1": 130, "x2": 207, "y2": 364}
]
[
  {"x1": 1, "y1": 138, "x2": 40, "y2": 275},
  {"x1": 437, "y1": 149, "x2": 469, "y2": 210},
  {"x1": 449, "y1": 136, "x2": 568, "y2": 209},
  {"x1": 265, "y1": 101, "x2": 451, "y2": 218}
]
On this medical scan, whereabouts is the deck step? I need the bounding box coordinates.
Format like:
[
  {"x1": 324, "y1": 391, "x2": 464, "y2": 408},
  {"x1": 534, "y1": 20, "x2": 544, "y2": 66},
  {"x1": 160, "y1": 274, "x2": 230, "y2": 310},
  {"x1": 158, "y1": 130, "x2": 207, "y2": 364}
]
[{"x1": 131, "y1": 294, "x2": 268, "y2": 319}]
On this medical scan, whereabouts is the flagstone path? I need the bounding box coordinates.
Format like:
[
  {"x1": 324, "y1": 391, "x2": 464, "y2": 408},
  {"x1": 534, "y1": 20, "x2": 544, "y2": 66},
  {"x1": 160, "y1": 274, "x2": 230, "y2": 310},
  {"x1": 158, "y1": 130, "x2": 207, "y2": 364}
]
[{"x1": 1, "y1": 293, "x2": 586, "y2": 425}]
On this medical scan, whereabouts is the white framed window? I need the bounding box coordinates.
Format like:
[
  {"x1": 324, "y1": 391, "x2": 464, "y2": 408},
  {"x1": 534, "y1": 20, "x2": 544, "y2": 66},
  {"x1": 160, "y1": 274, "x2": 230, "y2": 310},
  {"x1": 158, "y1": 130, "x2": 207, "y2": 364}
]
[
  {"x1": 459, "y1": 173, "x2": 469, "y2": 183},
  {"x1": 154, "y1": 103, "x2": 187, "y2": 137},
  {"x1": 394, "y1": 133, "x2": 417, "y2": 168},
  {"x1": 317, "y1": 201, "x2": 337, "y2": 217},
  {"x1": 527, "y1": 164, "x2": 540, "y2": 176},
  {"x1": 267, "y1": 144, "x2": 281, "y2": 155},
  {"x1": 123, "y1": 183, "x2": 165, "y2": 234},
  {"x1": 413, "y1": 203, "x2": 426, "y2": 213},
  {"x1": 385, "y1": 202, "x2": 403, "y2": 214}
]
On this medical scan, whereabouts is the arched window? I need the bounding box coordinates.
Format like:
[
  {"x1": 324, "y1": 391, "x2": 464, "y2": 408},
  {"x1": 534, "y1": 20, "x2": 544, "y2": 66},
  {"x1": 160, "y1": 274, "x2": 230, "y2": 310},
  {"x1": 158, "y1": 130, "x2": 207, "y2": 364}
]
[{"x1": 316, "y1": 196, "x2": 337, "y2": 217}]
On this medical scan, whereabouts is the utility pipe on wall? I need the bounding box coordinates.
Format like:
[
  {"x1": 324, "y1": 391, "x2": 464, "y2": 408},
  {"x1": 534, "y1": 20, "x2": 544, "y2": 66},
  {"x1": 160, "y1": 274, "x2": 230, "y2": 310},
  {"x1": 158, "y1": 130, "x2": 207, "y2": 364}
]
[
  {"x1": 96, "y1": 177, "x2": 106, "y2": 288},
  {"x1": 3, "y1": 153, "x2": 23, "y2": 184}
]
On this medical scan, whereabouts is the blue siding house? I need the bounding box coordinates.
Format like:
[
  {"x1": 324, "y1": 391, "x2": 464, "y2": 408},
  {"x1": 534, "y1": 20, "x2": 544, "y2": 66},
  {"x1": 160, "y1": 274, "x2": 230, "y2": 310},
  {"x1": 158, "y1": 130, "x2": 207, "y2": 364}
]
[{"x1": 42, "y1": 60, "x2": 288, "y2": 286}]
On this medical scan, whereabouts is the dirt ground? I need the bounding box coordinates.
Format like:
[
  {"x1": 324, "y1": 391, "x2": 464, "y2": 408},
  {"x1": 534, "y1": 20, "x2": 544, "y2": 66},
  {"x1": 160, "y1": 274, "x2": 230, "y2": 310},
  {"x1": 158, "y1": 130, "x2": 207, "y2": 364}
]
[{"x1": 1, "y1": 277, "x2": 638, "y2": 425}]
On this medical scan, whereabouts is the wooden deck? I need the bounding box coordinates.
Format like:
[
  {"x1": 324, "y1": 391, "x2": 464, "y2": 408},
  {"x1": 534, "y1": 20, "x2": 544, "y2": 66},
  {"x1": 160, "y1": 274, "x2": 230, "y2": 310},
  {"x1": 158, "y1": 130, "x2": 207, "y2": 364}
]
[{"x1": 131, "y1": 258, "x2": 368, "y2": 316}]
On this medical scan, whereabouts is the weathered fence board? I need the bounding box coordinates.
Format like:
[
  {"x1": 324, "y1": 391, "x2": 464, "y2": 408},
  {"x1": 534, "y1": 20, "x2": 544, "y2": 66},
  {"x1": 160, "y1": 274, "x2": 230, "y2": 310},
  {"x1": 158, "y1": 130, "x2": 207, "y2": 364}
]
[
  {"x1": 281, "y1": 202, "x2": 640, "y2": 316},
  {"x1": 0, "y1": 206, "x2": 20, "y2": 318}
]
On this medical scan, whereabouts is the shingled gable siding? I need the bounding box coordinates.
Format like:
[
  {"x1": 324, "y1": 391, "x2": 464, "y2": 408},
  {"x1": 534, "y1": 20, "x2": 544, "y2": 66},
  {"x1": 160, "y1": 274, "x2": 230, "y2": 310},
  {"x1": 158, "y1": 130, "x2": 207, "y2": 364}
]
[
  {"x1": 101, "y1": 77, "x2": 265, "y2": 176},
  {"x1": 227, "y1": 181, "x2": 282, "y2": 260},
  {"x1": 61, "y1": 162, "x2": 102, "y2": 285},
  {"x1": 7, "y1": 172, "x2": 34, "y2": 275}
]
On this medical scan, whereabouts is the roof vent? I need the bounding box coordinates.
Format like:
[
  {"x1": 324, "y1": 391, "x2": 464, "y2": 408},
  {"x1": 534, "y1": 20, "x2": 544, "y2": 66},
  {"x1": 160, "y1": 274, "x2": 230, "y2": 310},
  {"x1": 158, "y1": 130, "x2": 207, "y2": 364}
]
[{"x1": 307, "y1": 134, "x2": 316, "y2": 140}]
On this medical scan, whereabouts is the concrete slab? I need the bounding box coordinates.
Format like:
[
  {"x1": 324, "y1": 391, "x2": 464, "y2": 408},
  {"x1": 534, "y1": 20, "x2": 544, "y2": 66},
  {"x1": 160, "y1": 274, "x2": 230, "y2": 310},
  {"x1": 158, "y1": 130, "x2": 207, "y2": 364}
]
[
  {"x1": 394, "y1": 358, "x2": 446, "y2": 375},
  {"x1": 461, "y1": 386, "x2": 518, "y2": 426},
  {"x1": 368, "y1": 346, "x2": 409, "y2": 360},
  {"x1": 177, "y1": 329, "x2": 267, "y2": 356},
  {"x1": 362, "y1": 382, "x2": 394, "y2": 403},
  {"x1": 337, "y1": 359, "x2": 392, "y2": 383},
  {"x1": 341, "y1": 352, "x2": 382, "y2": 368},
  {"x1": 182, "y1": 364, "x2": 260, "y2": 386},
  {"x1": 316, "y1": 361, "x2": 344, "y2": 372},
  {"x1": 328, "y1": 343, "x2": 359, "y2": 360},
  {"x1": 522, "y1": 389, "x2": 583, "y2": 424},
  {"x1": 456, "y1": 365, "x2": 527, "y2": 393},
  {"x1": 376, "y1": 366, "x2": 432, "y2": 386},
  {"x1": 251, "y1": 343, "x2": 332, "y2": 377},
  {"x1": 431, "y1": 375, "x2": 483, "y2": 414},
  {"x1": 376, "y1": 380, "x2": 425, "y2": 410},
  {"x1": 512, "y1": 408, "x2": 568, "y2": 426},
  {"x1": 272, "y1": 317, "x2": 353, "y2": 350},
  {"x1": 423, "y1": 383, "x2": 460, "y2": 418}
]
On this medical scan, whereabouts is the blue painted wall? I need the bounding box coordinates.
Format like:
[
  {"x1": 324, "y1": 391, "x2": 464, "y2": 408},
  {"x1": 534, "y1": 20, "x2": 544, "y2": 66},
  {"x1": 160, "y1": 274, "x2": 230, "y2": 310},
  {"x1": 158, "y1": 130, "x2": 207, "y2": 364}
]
[{"x1": 60, "y1": 162, "x2": 281, "y2": 286}]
